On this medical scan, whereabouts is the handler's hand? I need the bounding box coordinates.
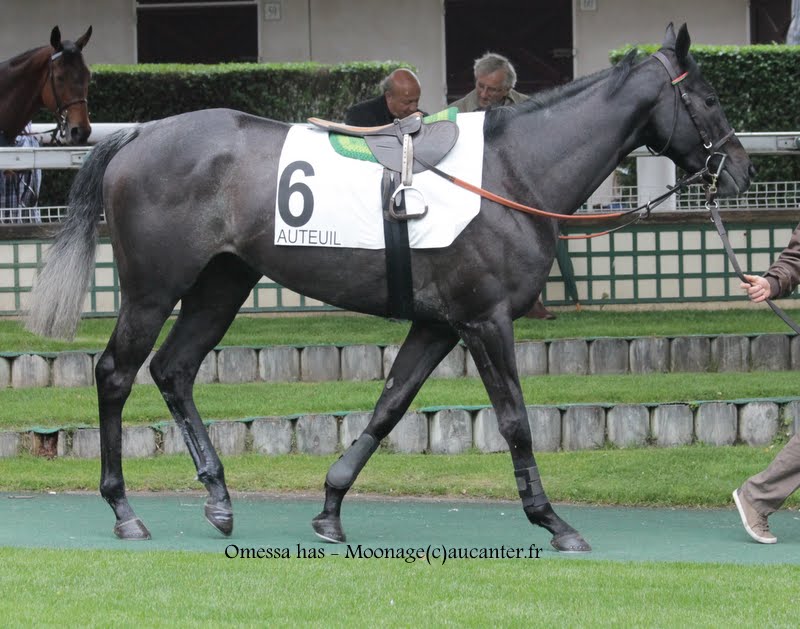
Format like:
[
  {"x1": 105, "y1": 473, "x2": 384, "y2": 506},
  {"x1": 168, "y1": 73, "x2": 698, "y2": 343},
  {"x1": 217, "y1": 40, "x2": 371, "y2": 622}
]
[{"x1": 741, "y1": 274, "x2": 772, "y2": 303}]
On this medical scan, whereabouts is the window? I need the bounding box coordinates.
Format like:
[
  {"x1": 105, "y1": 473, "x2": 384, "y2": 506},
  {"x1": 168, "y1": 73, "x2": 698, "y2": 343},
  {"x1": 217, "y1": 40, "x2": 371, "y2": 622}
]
[
  {"x1": 445, "y1": 0, "x2": 573, "y2": 102},
  {"x1": 750, "y1": 0, "x2": 791, "y2": 43},
  {"x1": 137, "y1": 1, "x2": 258, "y2": 63}
]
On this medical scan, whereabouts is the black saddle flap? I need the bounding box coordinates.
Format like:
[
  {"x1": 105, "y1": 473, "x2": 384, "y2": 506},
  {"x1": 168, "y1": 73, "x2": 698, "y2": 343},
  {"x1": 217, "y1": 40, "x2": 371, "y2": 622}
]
[{"x1": 365, "y1": 120, "x2": 459, "y2": 174}]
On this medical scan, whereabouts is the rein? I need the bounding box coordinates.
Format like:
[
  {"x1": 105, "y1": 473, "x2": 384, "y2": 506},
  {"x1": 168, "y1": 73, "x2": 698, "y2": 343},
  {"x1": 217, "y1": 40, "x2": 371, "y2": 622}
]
[
  {"x1": 421, "y1": 52, "x2": 800, "y2": 333},
  {"x1": 415, "y1": 152, "x2": 707, "y2": 239},
  {"x1": 705, "y1": 176, "x2": 800, "y2": 335},
  {"x1": 652, "y1": 51, "x2": 800, "y2": 335}
]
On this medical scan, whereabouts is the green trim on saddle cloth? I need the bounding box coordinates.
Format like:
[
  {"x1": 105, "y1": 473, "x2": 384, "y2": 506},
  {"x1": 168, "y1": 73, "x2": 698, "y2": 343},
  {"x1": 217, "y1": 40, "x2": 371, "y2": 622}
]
[{"x1": 328, "y1": 107, "x2": 458, "y2": 163}]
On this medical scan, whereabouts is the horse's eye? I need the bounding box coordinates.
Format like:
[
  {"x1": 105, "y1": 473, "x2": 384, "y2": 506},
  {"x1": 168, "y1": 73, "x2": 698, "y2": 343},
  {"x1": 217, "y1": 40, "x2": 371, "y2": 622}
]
[{"x1": 705, "y1": 95, "x2": 717, "y2": 107}]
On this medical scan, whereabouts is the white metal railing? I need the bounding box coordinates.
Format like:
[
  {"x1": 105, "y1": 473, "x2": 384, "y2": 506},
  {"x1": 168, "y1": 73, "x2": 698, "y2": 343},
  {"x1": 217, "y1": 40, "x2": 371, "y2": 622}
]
[
  {"x1": 583, "y1": 181, "x2": 800, "y2": 212},
  {"x1": 0, "y1": 128, "x2": 798, "y2": 222}
]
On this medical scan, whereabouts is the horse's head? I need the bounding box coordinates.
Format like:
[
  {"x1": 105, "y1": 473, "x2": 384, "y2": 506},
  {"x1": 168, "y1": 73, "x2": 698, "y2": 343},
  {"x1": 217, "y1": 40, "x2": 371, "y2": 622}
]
[
  {"x1": 44, "y1": 26, "x2": 92, "y2": 145},
  {"x1": 645, "y1": 23, "x2": 754, "y2": 197}
]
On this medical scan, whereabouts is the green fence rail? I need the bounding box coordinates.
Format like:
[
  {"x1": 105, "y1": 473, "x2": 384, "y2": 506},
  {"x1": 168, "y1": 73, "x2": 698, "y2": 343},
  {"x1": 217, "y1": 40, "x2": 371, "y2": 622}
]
[
  {"x1": 2, "y1": 214, "x2": 798, "y2": 316},
  {"x1": 548, "y1": 218, "x2": 799, "y2": 305}
]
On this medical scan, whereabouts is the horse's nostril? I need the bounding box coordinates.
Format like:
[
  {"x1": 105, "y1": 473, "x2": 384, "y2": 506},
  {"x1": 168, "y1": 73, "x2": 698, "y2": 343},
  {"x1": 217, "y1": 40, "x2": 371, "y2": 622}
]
[
  {"x1": 71, "y1": 126, "x2": 91, "y2": 145},
  {"x1": 749, "y1": 164, "x2": 757, "y2": 178}
]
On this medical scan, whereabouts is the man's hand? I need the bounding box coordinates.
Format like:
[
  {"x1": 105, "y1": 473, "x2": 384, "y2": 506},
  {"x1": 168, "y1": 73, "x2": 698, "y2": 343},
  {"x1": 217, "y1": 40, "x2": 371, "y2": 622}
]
[{"x1": 741, "y1": 274, "x2": 772, "y2": 303}]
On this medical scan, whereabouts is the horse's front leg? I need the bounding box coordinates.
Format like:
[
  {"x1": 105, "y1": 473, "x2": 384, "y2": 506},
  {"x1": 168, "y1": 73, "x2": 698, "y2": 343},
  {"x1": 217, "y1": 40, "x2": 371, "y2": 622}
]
[
  {"x1": 312, "y1": 320, "x2": 460, "y2": 542},
  {"x1": 456, "y1": 308, "x2": 591, "y2": 553}
]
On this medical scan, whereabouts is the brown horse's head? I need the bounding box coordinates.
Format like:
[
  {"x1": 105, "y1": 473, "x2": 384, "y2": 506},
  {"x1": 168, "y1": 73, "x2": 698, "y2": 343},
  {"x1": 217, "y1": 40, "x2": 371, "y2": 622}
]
[{"x1": 42, "y1": 26, "x2": 92, "y2": 145}]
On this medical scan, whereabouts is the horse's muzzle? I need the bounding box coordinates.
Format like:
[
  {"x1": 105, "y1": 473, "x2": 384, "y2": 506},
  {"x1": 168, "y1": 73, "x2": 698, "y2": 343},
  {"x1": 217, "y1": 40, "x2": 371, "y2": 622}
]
[
  {"x1": 715, "y1": 163, "x2": 754, "y2": 198},
  {"x1": 68, "y1": 123, "x2": 92, "y2": 145}
]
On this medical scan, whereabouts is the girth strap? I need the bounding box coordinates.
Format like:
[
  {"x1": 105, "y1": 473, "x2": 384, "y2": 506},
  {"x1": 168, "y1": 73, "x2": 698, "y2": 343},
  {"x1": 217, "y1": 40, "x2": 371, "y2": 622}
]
[{"x1": 382, "y1": 171, "x2": 415, "y2": 319}]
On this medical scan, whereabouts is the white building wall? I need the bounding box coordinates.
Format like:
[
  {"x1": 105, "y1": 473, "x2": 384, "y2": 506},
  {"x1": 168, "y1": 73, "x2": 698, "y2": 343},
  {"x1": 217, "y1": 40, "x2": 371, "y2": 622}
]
[
  {"x1": 1, "y1": 1, "x2": 753, "y2": 114},
  {"x1": 0, "y1": 0, "x2": 134, "y2": 65},
  {"x1": 574, "y1": 0, "x2": 751, "y2": 76},
  {"x1": 262, "y1": 0, "x2": 447, "y2": 112}
]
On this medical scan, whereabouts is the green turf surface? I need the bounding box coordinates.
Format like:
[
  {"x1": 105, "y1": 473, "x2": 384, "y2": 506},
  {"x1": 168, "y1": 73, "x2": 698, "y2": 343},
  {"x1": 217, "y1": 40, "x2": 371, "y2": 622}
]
[
  {"x1": 2, "y1": 308, "x2": 799, "y2": 352},
  {"x1": 1, "y1": 371, "x2": 799, "y2": 430},
  {"x1": 1, "y1": 492, "x2": 798, "y2": 565}
]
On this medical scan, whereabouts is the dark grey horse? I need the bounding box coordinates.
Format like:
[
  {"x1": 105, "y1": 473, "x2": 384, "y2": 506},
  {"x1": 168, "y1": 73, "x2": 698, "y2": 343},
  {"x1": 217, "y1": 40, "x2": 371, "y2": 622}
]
[{"x1": 27, "y1": 24, "x2": 753, "y2": 551}]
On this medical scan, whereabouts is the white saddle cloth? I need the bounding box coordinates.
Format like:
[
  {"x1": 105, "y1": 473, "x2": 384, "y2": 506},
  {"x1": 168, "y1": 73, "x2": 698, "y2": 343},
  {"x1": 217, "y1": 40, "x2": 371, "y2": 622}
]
[{"x1": 274, "y1": 112, "x2": 485, "y2": 249}]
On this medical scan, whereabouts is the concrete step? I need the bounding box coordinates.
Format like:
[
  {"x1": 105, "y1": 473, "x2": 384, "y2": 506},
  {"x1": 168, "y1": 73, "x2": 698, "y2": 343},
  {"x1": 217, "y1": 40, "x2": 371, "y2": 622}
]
[
  {"x1": 2, "y1": 333, "x2": 799, "y2": 388},
  {"x1": 2, "y1": 398, "x2": 798, "y2": 459}
]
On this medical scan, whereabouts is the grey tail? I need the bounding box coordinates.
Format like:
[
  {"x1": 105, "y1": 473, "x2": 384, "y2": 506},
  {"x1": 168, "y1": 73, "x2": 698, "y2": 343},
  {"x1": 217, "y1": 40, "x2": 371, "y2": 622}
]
[{"x1": 25, "y1": 127, "x2": 140, "y2": 339}]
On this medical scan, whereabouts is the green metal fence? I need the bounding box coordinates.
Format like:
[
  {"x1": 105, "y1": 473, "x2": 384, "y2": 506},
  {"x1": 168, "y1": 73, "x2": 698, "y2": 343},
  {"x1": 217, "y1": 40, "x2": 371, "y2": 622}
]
[
  {"x1": 1, "y1": 218, "x2": 798, "y2": 316},
  {"x1": 0, "y1": 238, "x2": 337, "y2": 316},
  {"x1": 545, "y1": 219, "x2": 800, "y2": 305}
]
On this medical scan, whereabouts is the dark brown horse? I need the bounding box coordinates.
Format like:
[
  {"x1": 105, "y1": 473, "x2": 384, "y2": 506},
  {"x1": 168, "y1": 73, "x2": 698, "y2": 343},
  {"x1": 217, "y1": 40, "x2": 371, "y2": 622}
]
[
  {"x1": 27, "y1": 24, "x2": 754, "y2": 552},
  {"x1": 0, "y1": 26, "x2": 92, "y2": 146}
]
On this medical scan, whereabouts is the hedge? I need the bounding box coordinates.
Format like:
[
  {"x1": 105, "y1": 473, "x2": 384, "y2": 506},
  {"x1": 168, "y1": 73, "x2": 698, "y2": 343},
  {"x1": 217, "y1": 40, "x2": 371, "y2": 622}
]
[
  {"x1": 34, "y1": 48, "x2": 799, "y2": 207},
  {"x1": 34, "y1": 61, "x2": 406, "y2": 206}
]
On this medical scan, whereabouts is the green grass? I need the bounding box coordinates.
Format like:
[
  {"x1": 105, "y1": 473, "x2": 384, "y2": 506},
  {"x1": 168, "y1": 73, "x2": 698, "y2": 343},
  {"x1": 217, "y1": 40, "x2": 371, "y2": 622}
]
[
  {"x1": 0, "y1": 371, "x2": 798, "y2": 431},
  {"x1": 2, "y1": 307, "x2": 799, "y2": 353},
  {"x1": 0, "y1": 547, "x2": 797, "y2": 626},
  {"x1": 1, "y1": 447, "x2": 797, "y2": 509}
]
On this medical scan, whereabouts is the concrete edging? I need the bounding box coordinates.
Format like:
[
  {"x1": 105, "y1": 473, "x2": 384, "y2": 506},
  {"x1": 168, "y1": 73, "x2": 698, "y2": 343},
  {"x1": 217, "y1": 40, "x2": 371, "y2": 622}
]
[
  {"x1": 3, "y1": 399, "x2": 798, "y2": 459},
  {"x1": 2, "y1": 333, "x2": 799, "y2": 388}
]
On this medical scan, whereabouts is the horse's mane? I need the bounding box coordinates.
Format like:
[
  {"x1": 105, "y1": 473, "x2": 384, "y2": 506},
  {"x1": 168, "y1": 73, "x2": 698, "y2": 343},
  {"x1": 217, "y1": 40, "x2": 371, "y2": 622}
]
[
  {"x1": 0, "y1": 42, "x2": 84, "y2": 97},
  {"x1": 484, "y1": 48, "x2": 640, "y2": 138},
  {"x1": 0, "y1": 46, "x2": 45, "y2": 71},
  {"x1": 1, "y1": 40, "x2": 82, "y2": 73}
]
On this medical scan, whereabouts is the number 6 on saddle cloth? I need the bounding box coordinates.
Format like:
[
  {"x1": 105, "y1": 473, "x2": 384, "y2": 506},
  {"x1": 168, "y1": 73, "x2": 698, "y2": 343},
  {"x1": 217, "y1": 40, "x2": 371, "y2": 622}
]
[{"x1": 307, "y1": 113, "x2": 460, "y2": 221}]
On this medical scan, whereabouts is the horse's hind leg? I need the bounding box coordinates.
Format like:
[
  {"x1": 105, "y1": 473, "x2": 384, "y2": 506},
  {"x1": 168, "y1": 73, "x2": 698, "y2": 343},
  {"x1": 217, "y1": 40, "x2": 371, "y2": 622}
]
[
  {"x1": 312, "y1": 320, "x2": 460, "y2": 542},
  {"x1": 455, "y1": 309, "x2": 591, "y2": 553},
  {"x1": 96, "y1": 297, "x2": 174, "y2": 540},
  {"x1": 149, "y1": 254, "x2": 261, "y2": 536}
]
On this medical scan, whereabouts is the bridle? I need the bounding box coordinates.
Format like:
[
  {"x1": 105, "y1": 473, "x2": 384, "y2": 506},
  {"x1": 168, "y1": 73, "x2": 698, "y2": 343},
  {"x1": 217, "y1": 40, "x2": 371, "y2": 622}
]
[
  {"x1": 41, "y1": 50, "x2": 89, "y2": 144},
  {"x1": 415, "y1": 50, "x2": 736, "y2": 234},
  {"x1": 650, "y1": 52, "x2": 800, "y2": 334},
  {"x1": 418, "y1": 52, "x2": 800, "y2": 332},
  {"x1": 414, "y1": 51, "x2": 734, "y2": 231},
  {"x1": 648, "y1": 51, "x2": 735, "y2": 159}
]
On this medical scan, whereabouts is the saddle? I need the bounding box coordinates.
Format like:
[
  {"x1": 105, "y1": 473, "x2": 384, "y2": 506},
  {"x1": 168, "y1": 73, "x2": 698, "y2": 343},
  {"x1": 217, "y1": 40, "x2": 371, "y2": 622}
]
[
  {"x1": 308, "y1": 110, "x2": 460, "y2": 320},
  {"x1": 308, "y1": 113, "x2": 459, "y2": 220}
]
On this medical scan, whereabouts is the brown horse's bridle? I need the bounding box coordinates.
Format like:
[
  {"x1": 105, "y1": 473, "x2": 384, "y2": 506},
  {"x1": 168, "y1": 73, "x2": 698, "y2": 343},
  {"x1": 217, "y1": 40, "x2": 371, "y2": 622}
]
[{"x1": 43, "y1": 50, "x2": 88, "y2": 143}]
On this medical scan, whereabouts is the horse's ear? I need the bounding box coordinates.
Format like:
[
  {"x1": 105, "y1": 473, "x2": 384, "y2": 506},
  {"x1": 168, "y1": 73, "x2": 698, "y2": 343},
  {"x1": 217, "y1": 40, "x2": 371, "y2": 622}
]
[
  {"x1": 662, "y1": 22, "x2": 676, "y2": 48},
  {"x1": 50, "y1": 26, "x2": 63, "y2": 52},
  {"x1": 75, "y1": 26, "x2": 92, "y2": 51},
  {"x1": 675, "y1": 23, "x2": 691, "y2": 63}
]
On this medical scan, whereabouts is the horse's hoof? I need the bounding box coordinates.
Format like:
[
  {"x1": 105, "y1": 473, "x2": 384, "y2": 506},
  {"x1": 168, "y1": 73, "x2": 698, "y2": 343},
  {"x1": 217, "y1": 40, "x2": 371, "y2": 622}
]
[
  {"x1": 113, "y1": 517, "x2": 151, "y2": 540},
  {"x1": 550, "y1": 532, "x2": 592, "y2": 553},
  {"x1": 311, "y1": 512, "x2": 346, "y2": 543},
  {"x1": 205, "y1": 503, "x2": 234, "y2": 537}
]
